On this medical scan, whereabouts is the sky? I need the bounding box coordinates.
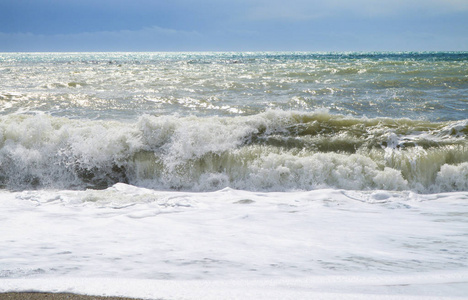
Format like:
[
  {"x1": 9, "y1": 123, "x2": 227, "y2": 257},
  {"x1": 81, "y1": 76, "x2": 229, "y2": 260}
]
[{"x1": 0, "y1": 0, "x2": 467, "y2": 52}]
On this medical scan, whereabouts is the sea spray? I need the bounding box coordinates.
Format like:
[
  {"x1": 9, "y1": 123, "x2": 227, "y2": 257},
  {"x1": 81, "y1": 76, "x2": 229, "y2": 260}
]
[{"x1": 0, "y1": 111, "x2": 466, "y2": 192}]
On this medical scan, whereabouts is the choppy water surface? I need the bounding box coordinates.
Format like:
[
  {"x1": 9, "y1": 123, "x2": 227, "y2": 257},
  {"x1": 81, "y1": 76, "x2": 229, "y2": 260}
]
[{"x1": 1, "y1": 52, "x2": 467, "y2": 120}]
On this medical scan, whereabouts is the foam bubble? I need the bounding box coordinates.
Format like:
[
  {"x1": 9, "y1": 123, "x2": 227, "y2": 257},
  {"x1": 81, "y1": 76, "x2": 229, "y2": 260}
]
[{"x1": 435, "y1": 162, "x2": 468, "y2": 192}]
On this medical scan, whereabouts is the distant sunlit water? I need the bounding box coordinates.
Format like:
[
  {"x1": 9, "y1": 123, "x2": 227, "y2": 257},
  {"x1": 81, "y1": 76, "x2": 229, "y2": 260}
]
[{"x1": 1, "y1": 52, "x2": 467, "y2": 121}]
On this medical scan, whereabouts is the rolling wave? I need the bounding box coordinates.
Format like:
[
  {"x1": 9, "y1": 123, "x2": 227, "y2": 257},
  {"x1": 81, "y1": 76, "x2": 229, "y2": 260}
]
[{"x1": 0, "y1": 111, "x2": 467, "y2": 192}]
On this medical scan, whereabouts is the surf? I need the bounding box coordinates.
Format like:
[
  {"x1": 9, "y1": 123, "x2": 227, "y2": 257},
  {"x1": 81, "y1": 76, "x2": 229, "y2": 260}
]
[{"x1": 0, "y1": 111, "x2": 466, "y2": 192}]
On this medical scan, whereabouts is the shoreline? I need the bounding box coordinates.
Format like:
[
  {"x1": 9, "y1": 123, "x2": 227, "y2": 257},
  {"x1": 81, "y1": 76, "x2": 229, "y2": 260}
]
[{"x1": 0, "y1": 293, "x2": 143, "y2": 300}]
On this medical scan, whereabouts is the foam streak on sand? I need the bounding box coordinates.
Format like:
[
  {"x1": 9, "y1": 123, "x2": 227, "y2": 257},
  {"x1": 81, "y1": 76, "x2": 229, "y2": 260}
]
[
  {"x1": 0, "y1": 292, "x2": 137, "y2": 300},
  {"x1": 2, "y1": 273, "x2": 468, "y2": 299}
]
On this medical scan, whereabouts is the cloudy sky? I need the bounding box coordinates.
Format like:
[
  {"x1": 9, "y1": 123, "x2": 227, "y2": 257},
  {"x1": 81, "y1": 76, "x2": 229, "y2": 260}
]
[{"x1": 1, "y1": 0, "x2": 467, "y2": 52}]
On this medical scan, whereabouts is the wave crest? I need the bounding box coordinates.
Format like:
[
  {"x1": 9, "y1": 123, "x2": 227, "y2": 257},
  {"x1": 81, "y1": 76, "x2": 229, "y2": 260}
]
[{"x1": 0, "y1": 111, "x2": 467, "y2": 192}]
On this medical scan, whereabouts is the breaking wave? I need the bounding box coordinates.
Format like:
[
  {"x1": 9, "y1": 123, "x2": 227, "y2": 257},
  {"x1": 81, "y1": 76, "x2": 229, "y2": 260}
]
[{"x1": 0, "y1": 110, "x2": 467, "y2": 192}]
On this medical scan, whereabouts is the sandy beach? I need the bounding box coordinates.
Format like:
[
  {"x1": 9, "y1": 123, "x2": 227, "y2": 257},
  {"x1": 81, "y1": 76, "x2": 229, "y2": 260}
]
[{"x1": 0, "y1": 293, "x2": 141, "y2": 300}]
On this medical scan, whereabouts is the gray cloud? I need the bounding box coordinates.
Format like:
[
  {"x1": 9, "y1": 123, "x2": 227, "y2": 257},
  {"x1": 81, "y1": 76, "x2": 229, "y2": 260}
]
[
  {"x1": 0, "y1": 26, "x2": 202, "y2": 51},
  {"x1": 244, "y1": 0, "x2": 468, "y2": 21}
]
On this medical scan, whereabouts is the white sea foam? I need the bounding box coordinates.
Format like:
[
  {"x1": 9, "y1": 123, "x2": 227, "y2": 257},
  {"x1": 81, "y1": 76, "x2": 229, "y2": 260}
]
[{"x1": 1, "y1": 185, "x2": 468, "y2": 298}]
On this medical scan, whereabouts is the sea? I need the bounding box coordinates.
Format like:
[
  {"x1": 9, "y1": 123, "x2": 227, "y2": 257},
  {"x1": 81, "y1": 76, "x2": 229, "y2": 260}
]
[{"x1": 0, "y1": 52, "x2": 467, "y2": 299}]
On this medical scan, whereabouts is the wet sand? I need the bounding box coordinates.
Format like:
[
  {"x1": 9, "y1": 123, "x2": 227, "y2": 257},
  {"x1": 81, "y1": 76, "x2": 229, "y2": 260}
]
[{"x1": 0, "y1": 293, "x2": 143, "y2": 300}]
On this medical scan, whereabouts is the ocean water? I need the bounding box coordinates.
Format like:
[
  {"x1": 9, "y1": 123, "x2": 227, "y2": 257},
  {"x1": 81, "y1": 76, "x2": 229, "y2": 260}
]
[{"x1": 1, "y1": 52, "x2": 468, "y2": 299}]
